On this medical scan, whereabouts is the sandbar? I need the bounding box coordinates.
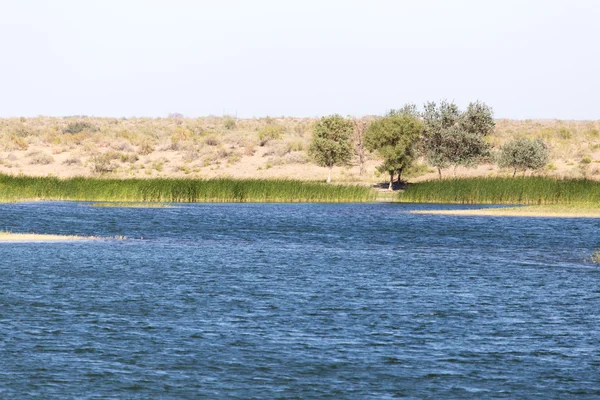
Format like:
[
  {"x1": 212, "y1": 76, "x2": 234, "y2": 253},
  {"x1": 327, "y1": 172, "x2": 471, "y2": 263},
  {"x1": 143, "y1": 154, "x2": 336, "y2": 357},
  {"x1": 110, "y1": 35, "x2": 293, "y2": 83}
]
[
  {"x1": 412, "y1": 204, "x2": 600, "y2": 218},
  {"x1": 0, "y1": 232, "x2": 93, "y2": 242}
]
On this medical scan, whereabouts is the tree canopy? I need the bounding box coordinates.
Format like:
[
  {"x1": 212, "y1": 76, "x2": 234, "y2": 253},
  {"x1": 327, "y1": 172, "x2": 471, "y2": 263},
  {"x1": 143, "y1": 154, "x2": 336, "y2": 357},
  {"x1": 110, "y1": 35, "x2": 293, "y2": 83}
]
[
  {"x1": 498, "y1": 137, "x2": 549, "y2": 176},
  {"x1": 365, "y1": 109, "x2": 423, "y2": 189},
  {"x1": 309, "y1": 115, "x2": 354, "y2": 183},
  {"x1": 422, "y1": 100, "x2": 494, "y2": 178}
]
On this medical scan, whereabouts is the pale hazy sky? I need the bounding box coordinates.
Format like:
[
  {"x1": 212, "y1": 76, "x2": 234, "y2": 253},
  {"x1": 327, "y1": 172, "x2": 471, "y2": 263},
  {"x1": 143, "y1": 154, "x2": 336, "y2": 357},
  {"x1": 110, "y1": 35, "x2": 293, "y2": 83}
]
[{"x1": 0, "y1": 0, "x2": 598, "y2": 119}]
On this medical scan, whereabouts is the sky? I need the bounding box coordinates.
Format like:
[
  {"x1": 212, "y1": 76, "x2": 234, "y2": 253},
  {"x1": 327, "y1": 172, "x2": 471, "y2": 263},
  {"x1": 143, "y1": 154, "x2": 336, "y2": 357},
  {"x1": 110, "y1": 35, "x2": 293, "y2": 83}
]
[{"x1": 0, "y1": 0, "x2": 599, "y2": 119}]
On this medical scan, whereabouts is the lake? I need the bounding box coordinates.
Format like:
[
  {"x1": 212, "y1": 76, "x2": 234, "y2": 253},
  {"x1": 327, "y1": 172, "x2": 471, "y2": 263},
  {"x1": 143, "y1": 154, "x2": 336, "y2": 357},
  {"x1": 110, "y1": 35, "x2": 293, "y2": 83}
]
[{"x1": 1, "y1": 202, "x2": 599, "y2": 399}]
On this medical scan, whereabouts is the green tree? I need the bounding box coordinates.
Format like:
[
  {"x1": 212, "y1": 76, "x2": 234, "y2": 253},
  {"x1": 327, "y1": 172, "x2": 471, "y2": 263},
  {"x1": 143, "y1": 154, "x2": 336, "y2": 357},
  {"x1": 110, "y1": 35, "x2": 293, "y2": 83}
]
[
  {"x1": 498, "y1": 137, "x2": 549, "y2": 177},
  {"x1": 422, "y1": 100, "x2": 494, "y2": 178},
  {"x1": 365, "y1": 109, "x2": 423, "y2": 190},
  {"x1": 309, "y1": 115, "x2": 354, "y2": 183}
]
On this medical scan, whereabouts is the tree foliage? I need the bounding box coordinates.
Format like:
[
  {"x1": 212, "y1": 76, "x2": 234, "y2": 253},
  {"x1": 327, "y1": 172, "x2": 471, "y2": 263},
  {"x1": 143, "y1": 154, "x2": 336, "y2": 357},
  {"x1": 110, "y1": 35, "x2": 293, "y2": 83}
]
[
  {"x1": 365, "y1": 109, "x2": 423, "y2": 189},
  {"x1": 309, "y1": 115, "x2": 354, "y2": 183},
  {"x1": 422, "y1": 100, "x2": 494, "y2": 178},
  {"x1": 498, "y1": 137, "x2": 549, "y2": 176}
]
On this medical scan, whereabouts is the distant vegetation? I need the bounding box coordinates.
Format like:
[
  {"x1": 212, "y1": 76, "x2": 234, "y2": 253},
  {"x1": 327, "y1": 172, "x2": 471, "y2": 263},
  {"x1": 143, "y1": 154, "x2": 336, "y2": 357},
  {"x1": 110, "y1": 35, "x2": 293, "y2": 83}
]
[
  {"x1": 0, "y1": 174, "x2": 375, "y2": 203},
  {"x1": 399, "y1": 177, "x2": 600, "y2": 204},
  {"x1": 1, "y1": 113, "x2": 600, "y2": 184}
]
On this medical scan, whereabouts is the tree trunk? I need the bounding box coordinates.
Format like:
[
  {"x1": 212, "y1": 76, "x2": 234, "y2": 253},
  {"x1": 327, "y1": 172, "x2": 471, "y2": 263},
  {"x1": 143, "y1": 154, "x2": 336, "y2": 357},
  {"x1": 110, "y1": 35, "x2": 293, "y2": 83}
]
[
  {"x1": 388, "y1": 171, "x2": 394, "y2": 191},
  {"x1": 513, "y1": 168, "x2": 517, "y2": 178},
  {"x1": 453, "y1": 165, "x2": 458, "y2": 178},
  {"x1": 353, "y1": 119, "x2": 367, "y2": 176},
  {"x1": 327, "y1": 167, "x2": 332, "y2": 184},
  {"x1": 438, "y1": 167, "x2": 442, "y2": 180}
]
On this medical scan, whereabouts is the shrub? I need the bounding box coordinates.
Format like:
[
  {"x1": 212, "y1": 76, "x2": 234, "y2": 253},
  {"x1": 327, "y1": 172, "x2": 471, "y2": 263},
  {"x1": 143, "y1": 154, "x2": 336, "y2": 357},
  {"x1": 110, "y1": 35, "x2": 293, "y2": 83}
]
[
  {"x1": 169, "y1": 127, "x2": 192, "y2": 150},
  {"x1": 183, "y1": 150, "x2": 200, "y2": 162},
  {"x1": 28, "y1": 152, "x2": 54, "y2": 165},
  {"x1": 282, "y1": 152, "x2": 308, "y2": 164},
  {"x1": 10, "y1": 135, "x2": 28, "y2": 150},
  {"x1": 152, "y1": 160, "x2": 164, "y2": 172},
  {"x1": 258, "y1": 125, "x2": 284, "y2": 146},
  {"x1": 557, "y1": 127, "x2": 573, "y2": 139},
  {"x1": 263, "y1": 142, "x2": 292, "y2": 157},
  {"x1": 89, "y1": 154, "x2": 115, "y2": 174},
  {"x1": 119, "y1": 153, "x2": 139, "y2": 163},
  {"x1": 223, "y1": 117, "x2": 236, "y2": 130},
  {"x1": 204, "y1": 135, "x2": 220, "y2": 146},
  {"x1": 288, "y1": 140, "x2": 304, "y2": 152},
  {"x1": 63, "y1": 121, "x2": 97, "y2": 134},
  {"x1": 111, "y1": 141, "x2": 133, "y2": 152},
  {"x1": 116, "y1": 130, "x2": 139, "y2": 144},
  {"x1": 62, "y1": 157, "x2": 82, "y2": 166},
  {"x1": 241, "y1": 139, "x2": 257, "y2": 156},
  {"x1": 227, "y1": 152, "x2": 242, "y2": 165},
  {"x1": 139, "y1": 140, "x2": 155, "y2": 155},
  {"x1": 294, "y1": 123, "x2": 307, "y2": 136},
  {"x1": 11, "y1": 125, "x2": 33, "y2": 137}
]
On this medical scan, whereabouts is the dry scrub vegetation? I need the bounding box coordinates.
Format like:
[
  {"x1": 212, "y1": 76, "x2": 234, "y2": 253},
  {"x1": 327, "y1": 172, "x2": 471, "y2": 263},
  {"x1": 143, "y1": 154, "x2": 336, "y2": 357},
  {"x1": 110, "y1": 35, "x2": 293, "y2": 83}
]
[{"x1": 0, "y1": 116, "x2": 599, "y2": 181}]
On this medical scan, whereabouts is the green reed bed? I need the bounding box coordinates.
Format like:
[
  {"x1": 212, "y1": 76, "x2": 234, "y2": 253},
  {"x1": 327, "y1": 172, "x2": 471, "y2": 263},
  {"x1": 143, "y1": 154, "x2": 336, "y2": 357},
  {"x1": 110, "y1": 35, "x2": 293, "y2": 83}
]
[
  {"x1": 0, "y1": 175, "x2": 375, "y2": 203},
  {"x1": 399, "y1": 177, "x2": 600, "y2": 204}
]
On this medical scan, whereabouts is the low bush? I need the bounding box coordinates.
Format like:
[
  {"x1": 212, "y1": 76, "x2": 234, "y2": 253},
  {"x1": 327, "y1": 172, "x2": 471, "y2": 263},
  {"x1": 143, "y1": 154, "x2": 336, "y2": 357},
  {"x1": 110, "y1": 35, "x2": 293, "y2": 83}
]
[
  {"x1": 63, "y1": 121, "x2": 97, "y2": 134},
  {"x1": 62, "y1": 157, "x2": 82, "y2": 166},
  {"x1": 223, "y1": 117, "x2": 236, "y2": 130},
  {"x1": 28, "y1": 152, "x2": 54, "y2": 165},
  {"x1": 89, "y1": 154, "x2": 116, "y2": 174},
  {"x1": 258, "y1": 125, "x2": 284, "y2": 146}
]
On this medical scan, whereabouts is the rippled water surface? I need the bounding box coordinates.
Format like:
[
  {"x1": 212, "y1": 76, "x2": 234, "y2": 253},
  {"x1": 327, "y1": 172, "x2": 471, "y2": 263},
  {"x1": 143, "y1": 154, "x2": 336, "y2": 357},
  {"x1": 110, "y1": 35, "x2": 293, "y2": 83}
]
[{"x1": 1, "y1": 202, "x2": 599, "y2": 399}]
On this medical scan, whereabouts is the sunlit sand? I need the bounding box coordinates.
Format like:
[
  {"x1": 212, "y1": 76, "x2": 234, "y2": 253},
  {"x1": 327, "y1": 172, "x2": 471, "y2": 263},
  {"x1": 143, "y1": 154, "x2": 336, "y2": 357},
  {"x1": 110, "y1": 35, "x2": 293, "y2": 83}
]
[{"x1": 412, "y1": 205, "x2": 600, "y2": 218}]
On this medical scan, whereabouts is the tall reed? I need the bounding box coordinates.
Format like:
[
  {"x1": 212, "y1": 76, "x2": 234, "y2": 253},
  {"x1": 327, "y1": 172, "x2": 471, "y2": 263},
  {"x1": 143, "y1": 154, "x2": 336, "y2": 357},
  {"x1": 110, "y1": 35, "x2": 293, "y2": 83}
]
[
  {"x1": 0, "y1": 174, "x2": 375, "y2": 203},
  {"x1": 399, "y1": 177, "x2": 600, "y2": 204}
]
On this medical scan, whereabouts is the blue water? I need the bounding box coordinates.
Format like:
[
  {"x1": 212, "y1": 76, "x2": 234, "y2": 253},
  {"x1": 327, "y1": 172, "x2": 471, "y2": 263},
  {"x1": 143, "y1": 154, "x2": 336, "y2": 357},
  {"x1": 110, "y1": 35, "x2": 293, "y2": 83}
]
[{"x1": 1, "y1": 202, "x2": 599, "y2": 399}]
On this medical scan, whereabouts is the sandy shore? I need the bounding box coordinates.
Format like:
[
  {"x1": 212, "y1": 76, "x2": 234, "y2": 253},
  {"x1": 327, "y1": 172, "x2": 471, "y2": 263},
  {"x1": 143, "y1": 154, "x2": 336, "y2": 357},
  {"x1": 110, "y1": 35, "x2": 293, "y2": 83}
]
[
  {"x1": 0, "y1": 232, "x2": 94, "y2": 242},
  {"x1": 412, "y1": 205, "x2": 600, "y2": 218}
]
